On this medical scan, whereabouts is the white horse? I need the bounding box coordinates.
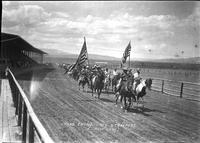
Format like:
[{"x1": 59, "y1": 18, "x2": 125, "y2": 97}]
[{"x1": 132, "y1": 78, "x2": 152, "y2": 107}]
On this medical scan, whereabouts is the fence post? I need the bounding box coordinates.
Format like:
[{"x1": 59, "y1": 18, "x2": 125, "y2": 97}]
[
  {"x1": 180, "y1": 82, "x2": 183, "y2": 98},
  {"x1": 22, "y1": 104, "x2": 27, "y2": 142},
  {"x1": 15, "y1": 89, "x2": 19, "y2": 115},
  {"x1": 18, "y1": 95, "x2": 23, "y2": 126},
  {"x1": 161, "y1": 80, "x2": 164, "y2": 93},
  {"x1": 28, "y1": 117, "x2": 34, "y2": 143}
]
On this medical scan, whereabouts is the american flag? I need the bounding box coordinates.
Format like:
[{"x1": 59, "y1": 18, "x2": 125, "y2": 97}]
[
  {"x1": 121, "y1": 41, "x2": 131, "y2": 64},
  {"x1": 76, "y1": 37, "x2": 88, "y2": 67},
  {"x1": 68, "y1": 63, "x2": 76, "y2": 72}
]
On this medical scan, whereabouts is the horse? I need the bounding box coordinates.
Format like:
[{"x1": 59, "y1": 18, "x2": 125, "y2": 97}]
[
  {"x1": 133, "y1": 78, "x2": 152, "y2": 107},
  {"x1": 115, "y1": 75, "x2": 136, "y2": 110},
  {"x1": 111, "y1": 73, "x2": 121, "y2": 92},
  {"x1": 78, "y1": 74, "x2": 89, "y2": 92},
  {"x1": 70, "y1": 68, "x2": 80, "y2": 81},
  {"x1": 91, "y1": 71, "x2": 105, "y2": 99}
]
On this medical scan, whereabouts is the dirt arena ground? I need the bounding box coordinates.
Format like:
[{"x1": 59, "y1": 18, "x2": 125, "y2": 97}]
[{"x1": 19, "y1": 66, "x2": 200, "y2": 143}]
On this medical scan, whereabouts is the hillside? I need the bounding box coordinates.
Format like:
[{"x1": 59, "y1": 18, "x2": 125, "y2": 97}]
[
  {"x1": 42, "y1": 48, "x2": 120, "y2": 61},
  {"x1": 42, "y1": 48, "x2": 200, "y2": 70}
]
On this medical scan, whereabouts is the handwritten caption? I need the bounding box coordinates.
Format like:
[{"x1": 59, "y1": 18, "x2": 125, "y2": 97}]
[{"x1": 61, "y1": 121, "x2": 136, "y2": 132}]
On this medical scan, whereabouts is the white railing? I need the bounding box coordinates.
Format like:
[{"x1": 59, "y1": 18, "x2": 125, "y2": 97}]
[{"x1": 7, "y1": 68, "x2": 54, "y2": 143}]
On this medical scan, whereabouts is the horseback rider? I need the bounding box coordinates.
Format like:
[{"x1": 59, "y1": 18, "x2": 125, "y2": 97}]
[
  {"x1": 121, "y1": 67, "x2": 129, "y2": 81},
  {"x1": 80, "y1": 66, "x2": 87, "y2": 76},
  {"x1": 104, "y1": 68, "x2": 109, "y2": 77},
  {"x1": 91, "y1": 65, "x2": 98, "y2": 76},
  {"x1": 97, "y1": 66, "x2": 104, "y2": 76},
  {"x1": 113, "y1": 68, "x2": 118, "y2": 76},
  {"x1": 116, "y1": 67, "x2": 130, "y2": 92}
]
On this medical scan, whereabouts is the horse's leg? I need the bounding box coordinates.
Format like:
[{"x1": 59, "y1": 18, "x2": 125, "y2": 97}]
[
  {"x1": 132, "y1": 94, "x2": 136, "y2": 108},
  {"x1": 142, "y1": 97, "x2": 144, "y2": 109},
  {"x1": 91, "y1": 86, "x2": 93, "y2": 96},
  {"x1": 128, "y1": 96, "x2": 131, "y2": 110},
  {"x1": 99, "y1": 88, "x2": 102, "y2": 99},
  {"x1": 99, "y1": 89, "x2": 102, "y2": 99},
  {"x1": 78, "y1": 82, "x2": 80, "y2": 90},
  {"x1": 136, "y1": 94, "x2": 140, "y2": 107},
  {"x1": 124, "y1": 96, "x2": 127, "y2": 111},
  {"x1": 115, "y1": 93, "x2": 119, "y2": 104},
  {"x1": 106, "y1": 84, "x2": 109, "y2": 95},
  {"x1": 82, "y1": 84, "x2": 84, "y2": 92},
  {"x1": 120, "y1": 95, "x2": 123, "y2": 103},
  {"x1": 97, "y1": 89, "x2": 100, "y2": 99},
  {"x1": 120, "y1": 95, "x2": 124, "y2": 109},
  {"x1": 86, "y1": 83, "x2": 88, "y2": 93}
]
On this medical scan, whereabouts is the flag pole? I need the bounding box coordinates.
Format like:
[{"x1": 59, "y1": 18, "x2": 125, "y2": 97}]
[
  {"x1": 84, "y1": 37, "x2": 89, "y2": 66},
  {"x1": 129, "y1": 41, "x2": 131, "y2": 68}
]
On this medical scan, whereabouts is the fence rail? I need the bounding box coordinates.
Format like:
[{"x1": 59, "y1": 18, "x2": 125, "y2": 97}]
[
  {"x1": 7, "y1": 68, "x2": 54, "y2": 143},
  {"x1": 148, "y1": 77, "x2": 200, "y2": 101}
]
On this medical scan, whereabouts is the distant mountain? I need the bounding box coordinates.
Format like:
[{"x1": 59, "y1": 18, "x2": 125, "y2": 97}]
[
  {"x1": 41, "y1": 48, "x2": 72, "y2": 56},
  {"x1": 42, "y1": 48, "x2": 199, "y2": 64},
  {"x1": 42, "y1": 48, "x2": 120, "y2": 61}
]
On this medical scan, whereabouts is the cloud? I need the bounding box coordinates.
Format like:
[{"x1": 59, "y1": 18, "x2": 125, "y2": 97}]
[
  {"x1": 2, "y1": 1, "x2": 198, "y2": 59},
  {"x1": 2, "y1": 4, "x2": 50, "y2": 28}
]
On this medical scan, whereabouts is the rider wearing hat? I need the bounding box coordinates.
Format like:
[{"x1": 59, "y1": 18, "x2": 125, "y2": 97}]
[
  {"x1": 133, "y1": 68, "x2": 141, "y2": 80},
  {"x1": 121, "y1": 67, "x2": 129, "y2": 81},
  {"x1": 116, "y1": 67, "x2": 129, "y2": 92},
  {"x1": 80, "y1": 66, "x2": 87, "y2": 77},
  {"x1": 104, "y1": 68, "x2": 109, "y2": 77}
]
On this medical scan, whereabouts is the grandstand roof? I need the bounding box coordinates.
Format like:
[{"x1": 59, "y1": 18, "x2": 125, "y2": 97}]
[{"x1": 1, "y1": 32, "x2": 47, "y2": 54}]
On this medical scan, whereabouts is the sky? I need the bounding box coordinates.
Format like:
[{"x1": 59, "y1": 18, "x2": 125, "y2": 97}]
[{"x1": 2, "y1": 1, "x2": 200, "y2": 59}]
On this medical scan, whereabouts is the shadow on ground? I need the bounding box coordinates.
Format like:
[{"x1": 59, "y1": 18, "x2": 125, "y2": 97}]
[
  {"x1": 127, "y1": 106, "x2": 165, "y2": 117},
  {"x1": 99, "y1": 97, "x2": 115, "y2": 103}
]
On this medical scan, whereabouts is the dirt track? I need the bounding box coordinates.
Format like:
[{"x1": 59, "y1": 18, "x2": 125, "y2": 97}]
[{"x1": 22, "y1": 67, "x2": 200, "y2": 143}]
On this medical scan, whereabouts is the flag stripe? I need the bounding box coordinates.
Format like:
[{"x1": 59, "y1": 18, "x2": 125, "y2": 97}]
[
  {"x1": 76, "y1": 38, "x2": 88, "y2": 66},
  {"x1": 121, "y1": 42, "x2": 131, "y2": 64},
  {"x1": 68, "y1": 38, "x2": 88, "y2": 71}
]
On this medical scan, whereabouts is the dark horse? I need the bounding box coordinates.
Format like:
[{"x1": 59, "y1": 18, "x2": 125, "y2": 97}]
[
  {"x1": 115, "y1": 75, "x2": 136, "y2": 110},
  {"x1": 68, "y1": 68, "x2": 79, "y2": 81},
  {"x1": 111, "y1": 73, "x2": 121, "y2": 92},
  {"x1": 91, "y1": 72, "x2": 105, "y2": 99},
  {"x1": 78, "y1": 74, "x2": 89, "y2": 91}
]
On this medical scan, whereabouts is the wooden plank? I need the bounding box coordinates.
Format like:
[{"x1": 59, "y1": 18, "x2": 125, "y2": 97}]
[
  {"x1": 2, "y1": 79, "x2": 11, "y2": 142},
  {"x1": 6, "y1": 79, "x2": 22, "y2": 142},
  {"x1": 1, "y1": 79, "x2": 22, "y2": 143},
  {"x1": 0, "y1": 80, "x2": 3, "y2": 142}
]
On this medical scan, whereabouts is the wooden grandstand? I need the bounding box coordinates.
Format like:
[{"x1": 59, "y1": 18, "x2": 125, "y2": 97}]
[{"x1": 0, "y1": 32, "x2": 47, "y2": 78}]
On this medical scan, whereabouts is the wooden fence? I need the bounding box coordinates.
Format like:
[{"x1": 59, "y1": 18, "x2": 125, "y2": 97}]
[
  {"x1": 149, "y1": 77, "x2": 200, "y2": 101},
  {"x1": 7, "y1": 68, "x2": 54, "y2": 143}
]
